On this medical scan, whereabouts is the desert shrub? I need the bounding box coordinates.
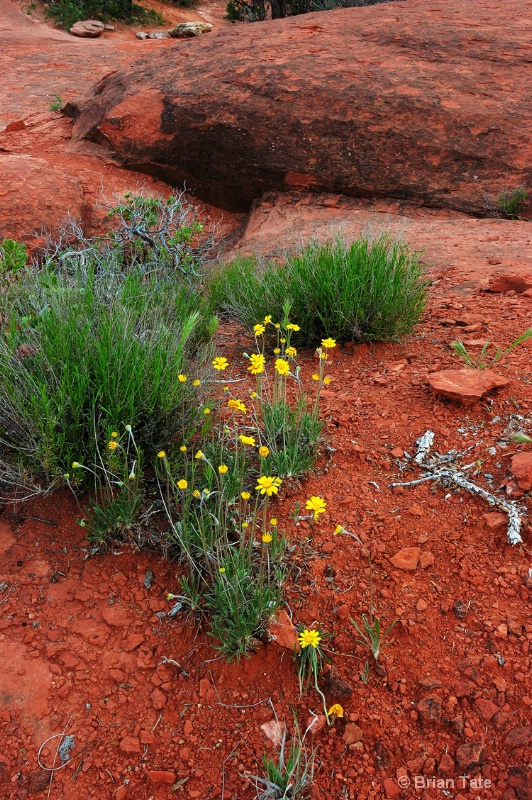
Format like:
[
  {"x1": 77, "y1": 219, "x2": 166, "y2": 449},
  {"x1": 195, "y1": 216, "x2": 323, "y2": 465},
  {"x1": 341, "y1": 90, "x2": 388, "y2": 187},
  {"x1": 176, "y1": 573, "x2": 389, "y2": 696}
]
[
  {"x1": 209, "y1": 235, "x2": 428, "y2": 346},
  {"x1": 45, "y1": 0, "x2": 163, "y2": 31},
  {"x1": 0, "y1": 259, "x2": 216, "y2": 491},
  {"x1": 227, "y1": 0, "x2": 398, "y2": 22},
  {"x1": 495, "y1": 187, "x2": 527, "y2": 220}
]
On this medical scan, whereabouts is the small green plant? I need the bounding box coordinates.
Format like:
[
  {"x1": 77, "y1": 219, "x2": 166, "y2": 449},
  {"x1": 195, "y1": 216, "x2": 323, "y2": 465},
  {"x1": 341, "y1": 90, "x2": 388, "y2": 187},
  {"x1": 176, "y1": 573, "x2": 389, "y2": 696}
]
[
  {"x1": 452, "y1": 328, "x2": 532, "y2": 370},
  {"x1": 49, "y1": 96, "x2": 63, "y2": 112},
  {"x1": 496, "y1": 187, "x2": 527, "y2": 220},
  {"x1": 360, "y1": 660, "x2": 370, "y2": 684},
  {"x1": 250, "y1": 717, "x2": 316, "y2": 800},
  {"x1": 0, "y1": 239, "x2": 27, "y2": 277},
  {"x1": 209, "y1": 234, "x2": 428, "y2": 346}
]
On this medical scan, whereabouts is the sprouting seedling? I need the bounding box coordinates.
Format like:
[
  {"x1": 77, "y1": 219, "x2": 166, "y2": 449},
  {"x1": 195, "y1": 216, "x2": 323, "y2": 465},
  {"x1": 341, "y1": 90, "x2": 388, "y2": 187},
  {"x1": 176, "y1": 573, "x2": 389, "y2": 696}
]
[{"x1": 452, "y1": 328, "x2": 532, "y2": 370}]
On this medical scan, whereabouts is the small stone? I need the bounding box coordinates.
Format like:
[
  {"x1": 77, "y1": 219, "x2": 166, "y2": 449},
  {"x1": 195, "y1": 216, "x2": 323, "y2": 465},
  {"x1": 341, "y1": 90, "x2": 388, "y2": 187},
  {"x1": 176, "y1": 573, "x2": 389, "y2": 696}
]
[
  {"x1": 489, "y1": 273, "x2": 532, "y2": 293},
  {"x1": 120, "y1": 736, "x2": 141, "y2": 754},
  {"x1": 136, "y1": 32, "x2": 148, "y2": 39},
  {"x1": 101, "y1": 604, "x2": 131, "y2": 627},
  {"x1": 151, "y1": 688, "x2": 167, "y2": 710},
  {"x1": 496, "y1": 622, "x2": 508, "y2": 638},
  {"x1": 391, "y1": 447, "x2": 404, "y2": 458},
  {"x1": 504, "y1": 727, "x2": 532, "y2": 750},
  {"x1": 342, "y1": 723, "x2": 363, "y2": 745},
  {"x1": 450, "y1": 715, "x2": 465, "y2": 736},
  {"x1": 390, "y1": 547, "x2": 421, "y2": 571},
  {"x1": 140, "y1": 730, "x2": 154, "y2": 745},
  {"x1": 511, "y1": 452, "x2": 532, "y2": 491},
  {"x1": 322, "y1": 541, "x2": 337, "y2": 554},
  {"x1": 383, "y1": 777, "x2": 401, "y2": 798},
  {"x1": 168, "y1": 22, "x2": 213, "y2": 38},
  {"x1": 418, "y1": 677, "x2": 442, "y2": 691},
  {"x1": 260, "y1": 719, "x2": 283, "y2": 747},
  {"x1": 427, "y1": 368, "x2": 509, "y2": 406},
  {"x1": 70, "y1": 19, "x2": 105, "y2": 37},
  {"x1": 453, "y1": 599, "x2": 468, "y2": 620},
  {"x1": 115, "y1": 786, "x2": 127, "y2": 800},
  {"x1": 419, "y1": 551, "x2": 434, "y2": 569},
  {"x1": 148, "y1": 770, "x2": 176, "y2": 784},
  {"x1": 417, "y1": 696, "x2": 442, "y2": 725},
  {"x1": 374, "y1": 740, "x2": 390, "y2": 769},
  {"x1": 148, "y1": 31, "x2": 170, "y2": 39},
  {"x1": 492, "y1": 710, "x2": 513, "y2": 730},
  {"x1": 474, "y1": 698, "x2": 499, "y2": 722},
  {"x1": 455, "y1": 742, "x2": 485, "y2": 773},
  {"x1": 122, "y1": 633, "x2": 144, "y2": 651},
  {"x1": 438, "y1": 753, "x2": 455, "y2": 777},
  {"x1": 416, "y1": 598, "x2": 428, "y2": 612},
  {"x1": 28, "y1": 770, "x2": 52, "y2": 793},
  {"x1": 4, "y1": 120, "x2": 26, "y2": 132},
  {"x1": 269, "y1": 609, "x2": 299, "y2": 651},
  {"x1": 336, "y1": 603, "x2": 350, "y2": 621},
  {"x1": 306, "y1": 714, "x2": 327, "y2": 735},
  {"x1": 508, "y1": 765, "x2": 532, "y2": 799},
  {"x1": 326, "y1": 668, "x2": 353, "y2": 699},
  {"x1": 483, "y1": 512, "x2": 508, "y2": 530}
]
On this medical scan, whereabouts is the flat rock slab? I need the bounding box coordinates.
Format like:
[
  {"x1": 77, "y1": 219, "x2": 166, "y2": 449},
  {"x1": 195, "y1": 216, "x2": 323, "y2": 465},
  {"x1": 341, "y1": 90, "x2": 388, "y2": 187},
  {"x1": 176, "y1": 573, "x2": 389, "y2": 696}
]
[
  {"x1": 390, "y1": 547, "x2": 421, "y2": 571},
  {"x1": 427, "y1": 369, "x2": 509, "y2": 406},
  {"x1": 73, "y1": 0, "x2": 532, "y2": 213},
  {"x1": 70, "y1": 20, "x2": 105, "y2": 38}
]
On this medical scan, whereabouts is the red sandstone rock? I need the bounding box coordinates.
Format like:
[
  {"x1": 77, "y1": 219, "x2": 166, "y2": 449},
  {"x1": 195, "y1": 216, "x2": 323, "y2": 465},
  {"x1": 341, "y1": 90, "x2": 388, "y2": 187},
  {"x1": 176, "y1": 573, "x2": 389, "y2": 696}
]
[
  {"x1": 101, "y1": 603, "x2": 131, "y2": 627},
  {"x1": 147, "y1": 770, "x2": 176, "y2": 784},
  {"x1": 73, "y1": 0, "x2": 532, "y2": 214},
  {"x1": 269, "y1": 609, "x2": 300, "y2": 652},
  {"x1": 390, "y1": 547, "x2": 421, "y2": 571},
  {"x1": 0, "y1": 155, "x2": 84, "y2": 243},
  {"x1": 511, "y1": 452, "x2": 532, "y2": 491},
  {"x1": 70, "y1": 20, "x2": 105, "y2": 38},
  {"x1": 427, "y1": 369, "x2": 509, "y2": 406},
  {"x1": 488, "y1": 273, "x2": 532, "y2": 293},
  {"x1": 119, "y1": 736, "x2": 141, "y2": 754}
]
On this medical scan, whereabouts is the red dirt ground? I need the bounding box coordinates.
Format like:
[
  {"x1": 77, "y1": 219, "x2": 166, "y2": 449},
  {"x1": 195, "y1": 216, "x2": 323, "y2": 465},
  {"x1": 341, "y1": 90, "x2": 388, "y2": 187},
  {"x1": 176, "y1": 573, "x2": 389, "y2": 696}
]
[{"x1": 1, "y1": 276, "x2": 531, "y2": 800}]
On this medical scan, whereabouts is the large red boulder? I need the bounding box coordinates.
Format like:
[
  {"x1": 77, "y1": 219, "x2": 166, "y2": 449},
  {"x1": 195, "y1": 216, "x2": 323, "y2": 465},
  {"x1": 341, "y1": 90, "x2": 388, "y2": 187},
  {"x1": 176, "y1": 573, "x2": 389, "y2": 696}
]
[{"x1": 72, "y1": 0, "x2": 532, "y2": 212}]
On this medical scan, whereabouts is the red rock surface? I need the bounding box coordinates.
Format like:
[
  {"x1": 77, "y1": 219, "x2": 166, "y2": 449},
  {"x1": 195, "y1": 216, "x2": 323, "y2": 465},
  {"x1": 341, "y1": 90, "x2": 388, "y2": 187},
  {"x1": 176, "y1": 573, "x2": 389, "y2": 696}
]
[
  {"x1": 427, "y1": 368, "x2": 509, "y2": 406},
  {"x1": 511, "y1": 452, "x2": 532, "y2": 491},
  {"x1": 73, "y1": 0, "x2": 532, "y2": 213}
]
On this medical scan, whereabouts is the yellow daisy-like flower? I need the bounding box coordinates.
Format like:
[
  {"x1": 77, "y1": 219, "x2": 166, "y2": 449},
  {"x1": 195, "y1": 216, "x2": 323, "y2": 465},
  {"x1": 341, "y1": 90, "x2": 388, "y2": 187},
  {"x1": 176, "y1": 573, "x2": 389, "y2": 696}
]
[
  {"x1": 323, "y1": 377, "x2": 331, "y2": 385},
  {"x1": 193, "y1": 379, "x2": 201, "y2": 386},
  {"x1": 312, "y1": 373, "x2": 320, "y2": 381},
  {"x1": 298, "y1": 629, "x2": 321, "y2": 649},
  {"x1": 178, "y1": 479, "x2": 188, "y2": 490},
  {"x1": 248, "y1": 353, "x2": 265, "y2": 376},
  {"x1": 264, "y1": 315, "x2": 272, "y2": 324},
  {"x1": 256, "y1": 475, "x2": 282, "y2": 497},
  {"x1": 241, "y1": 491, "x2": 251, "y2": 500},
  {"x1": 270, "y1": 518, "x2": 278, "y2": 526},
  {"x1": 286, "y1": 346, "x2": 297, "y2": 358},
  {"x1": 239, "y1": 435, "x2": 256, "y2": 446},
  {"x1": 275, "y1": 358, "x2": 290, "y2": 376},
  {"x1": 274, "y1": 323, "x2": 281, "y2": 330},
  {"x1": 212, "y1": 357, "x2": 228, "y2": 371},
  {"x1": 262, "y1": 533, "x2": 273, "y2": 544},
  {"x1": 223, "y1": 386, "x2": 229, "y2": 392},
  {"x1": 72, "y1": 462, "x2": 81, "y2": 469},
  {"x1": 280, "y1": 338, "x2": 286, "y2": 344},
  {"x1": 218, "y1": 464, "x2": 229, "y2": 474},
  {"x1": 111, "y1": 431, "x2": 118, "y2": 439},
  {"x1": 286, "y1": 323, "x2": 300, "y2": 332},
  {"x1": 321, "y1": 338, "x2": 337, "y2": 349},
  {"x1": 178, "y1": 374, "x2": 187, "y2": 383},
  {"x1": 202, "y1": 488, "x2": 210, "y2": 495},
  {"x1": 328, "y1": 704, "x2": 344, "y2": 718},
  {"x1": 219, "y1": 567, "x2": 226, "y2": 574},
  {"x1": 180, "y1": 445, "x2": 187, "y2": 452},
  {"x1": 195, "y1": 450, "x2": 204, "y2": 460},
  {"x1": 157, "y1": 450, "x2": 166, "y2": 459},
  {"x1": 193, "y1": 489, "x2": 201, "y2": 498},
  {"x1": 203, "y1": 408, "x2": 211, "y2": 415},
  {"x1": 253, "y1": 324, "x2": 266, "y2": 336},
  {"x1": 306, "y1": 496, "x2": 327, "y2": 519},
  {"x1": 334, "y1": 525, "x2": 344, "y2": 535},
  {"x1": 273, "y1": 347, "x2": 281, "y2": 355},
  {"x1": 242, "y1": 522, "x2": 249, "y2": 530},
  {"x1": 250, "y1": 391, "x2": 258, "y2": 399},
  {"x1": 228, "y1": 398, "x2": 247, "y2": 413},
  {"x1": 258, "y1": 446, "x2": 270, "y2": 458},
  {"x1": 108, "y1": 440, "x2": 118, "y2": 451}
]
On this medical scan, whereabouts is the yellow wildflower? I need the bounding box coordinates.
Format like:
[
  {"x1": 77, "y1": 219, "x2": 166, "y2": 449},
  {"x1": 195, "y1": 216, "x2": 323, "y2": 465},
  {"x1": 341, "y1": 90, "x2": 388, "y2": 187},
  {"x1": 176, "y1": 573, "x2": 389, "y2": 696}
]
[
  {"x1": 218, "y1": 567, "x2": 226, "y2": 574},
  {"x1": 306, "y1": 496, "x2": 327, "y2": 519},
  {"x1": 286, "y1": 346, "x2": 297, "y2": 358},
  {"x1": 180, "y1": 445, "x2": 187, "y2": 452},
  {"x1": 203, "y1": 408, "x2": 211, "y2": 415},
  {"x1": 157, "y1": 450, "x2": 166, "y2": 459},
  {"x1": 286, "y1": 323, "x2": 300, "y2": 332},
  {"x1": 328, "y1": 704, "x2": 344, "y2": 718},
  {"x1": 270, "y1": 518, "x2": 278, "y2": 526},
  {"x1": 321, "y1": 337, "x2": 337, "y2": 349},
  {"x1": 212, "y1": 357, "x2": 228, "y2": 371},
  {"x1": 256, "y1": 476, "x2": 282, "y2": 497},
  {"x1": 248, "y1": 353, "x2": 265, "y2": 375},
  {"x1": 258, "y1": 446, "x2": 270, "y2": 458},
  {"x1": 312, "y1": 373, "x2": 320, "y2": 381},
  {"x1": 242, "y1": 522, "x2": 249, "y2": 530},
  {"x1": 111, "y1": 431, "x2": 118, "y2": 439},
  {"x1": 334, "y1": 525, "x2": 344, "y2": 535},
  {"x1": 275, "y1": 358, "x2": 290, "y2": 376},
  {"x1": 218, "y1": 464, "x2": 229, "y2": 474},
  {"x1": 323, "y1": 377, "x2": 331, "y2": 385},
  {"x1": 273, "y1": 347, "x2": 281, "y2": 355},
  {"x1": 262, "y1": 533, "x2": 273, "y2": 544},
  {"x1": 178, "y1": 479, "x2": 188, "y2": 490},
  {"x1": 280, "y1": 338, "x2": 286, "y2": 344},
  {"x1": 72, "y1": 462, "x2": 80, "y2": 469},
  {"x1": 274, "y1": 323, "x2": 281, "y2": 330},
  {"x1": 250, "y1": 391, "x2": 258, "y2": 399},
  {"x1": 264, "y1": 315, "x2": 272, "y2": 324},
  {"x1": 193, "y1": 379, "x2": 201, "y2": 386},
  {"x1": 228, "y1": 398, "x2": 247, "y2": 413},
  {"x1": 195, "y1": 450, "x2": 204, "y2": 459},
  {"x1": 298, "y1": 629, "x2": 321, "y2": 648},
  {"x1": 239, "y1": 435, "x2": 256, "y2": 446},
  {"x1": 178, "y1": 374, "x2": 187, "y2": 383},
  {"x1": 193, "y1": 489, "x2": 201, "y2": 498},
  {"x1": 241, "y1": 491, "x2": 251, "y2": 500},
  {"x1": 108, "y1": 440, "x2": 118, "y2": 451},
  {"x1": 253, "y1": 324, "x2": 266, "y2": 336}
]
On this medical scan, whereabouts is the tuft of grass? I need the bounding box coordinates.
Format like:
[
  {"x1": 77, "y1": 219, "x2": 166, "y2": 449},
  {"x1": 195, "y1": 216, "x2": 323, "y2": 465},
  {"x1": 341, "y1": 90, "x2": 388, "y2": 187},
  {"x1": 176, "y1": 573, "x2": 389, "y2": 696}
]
[
  {"x1": 49, "y1": 96, "x2": 63, "y2": 112},
  {"x1": 452, "y1": 328, "x2": 532, "y2": 370},
  {"x1": 209, "y1": 235, "x2": 428, "y2": 346},
  {"x1": 250, "y1": 718, "x2": 316, "y2": 800},
  {"x1": 496, "y1": 187, "x2": 527, "y2": 220}
]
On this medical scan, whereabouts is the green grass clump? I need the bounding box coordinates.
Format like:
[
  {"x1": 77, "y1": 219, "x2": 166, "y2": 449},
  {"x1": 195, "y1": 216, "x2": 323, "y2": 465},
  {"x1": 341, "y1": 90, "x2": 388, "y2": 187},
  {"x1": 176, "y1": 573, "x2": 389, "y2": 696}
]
[
  {"x1": 209, "y1": 235, "x2": 428, "y2": 346},
  {"x1": 0, "y1": 260, "x2": 215, "y2": 489}
]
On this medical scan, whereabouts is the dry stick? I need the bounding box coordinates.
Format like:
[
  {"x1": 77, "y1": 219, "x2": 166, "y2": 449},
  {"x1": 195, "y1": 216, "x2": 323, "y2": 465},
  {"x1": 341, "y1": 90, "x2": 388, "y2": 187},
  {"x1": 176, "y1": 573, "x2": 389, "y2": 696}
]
[{"x1": 391, "y1": 430, "x2": 523, "y2": 546}]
